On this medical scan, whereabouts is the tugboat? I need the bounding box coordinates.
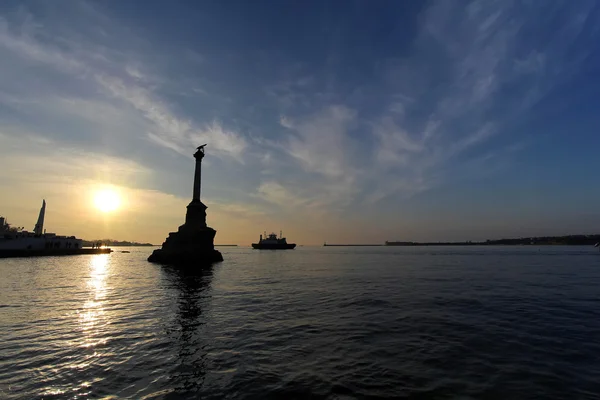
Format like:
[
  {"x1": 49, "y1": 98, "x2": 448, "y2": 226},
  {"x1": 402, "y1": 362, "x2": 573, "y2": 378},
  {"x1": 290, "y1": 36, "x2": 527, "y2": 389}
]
[
  {"x1": 0, "y1": 200, "x2": 112, "y2": 258},
  {"x1": 252, "y1": 231, "x2": 296, "y2": 250}
]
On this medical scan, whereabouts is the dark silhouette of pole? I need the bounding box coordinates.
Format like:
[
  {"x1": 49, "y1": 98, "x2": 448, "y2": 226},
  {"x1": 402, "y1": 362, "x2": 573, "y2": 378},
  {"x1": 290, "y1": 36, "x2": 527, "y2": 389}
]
[{"x1": 193, "y1": 145, "x2": 206, "y2": 201}]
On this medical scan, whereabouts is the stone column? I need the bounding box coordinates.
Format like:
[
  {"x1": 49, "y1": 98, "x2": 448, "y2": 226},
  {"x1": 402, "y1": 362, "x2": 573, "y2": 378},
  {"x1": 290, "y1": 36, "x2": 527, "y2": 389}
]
[{"x1": 193, "y1": 146, "x2": 205, "y2": 201}]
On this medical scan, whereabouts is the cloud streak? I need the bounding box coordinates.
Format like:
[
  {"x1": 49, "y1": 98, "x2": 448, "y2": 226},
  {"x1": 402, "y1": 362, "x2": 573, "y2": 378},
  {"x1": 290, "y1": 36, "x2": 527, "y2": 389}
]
[
  {"x1": 0, "y1": 13, "x2": 248, "y2": 160},
  {"x1": 362, "y1": 0, "x2": 597, "y2": 202}
]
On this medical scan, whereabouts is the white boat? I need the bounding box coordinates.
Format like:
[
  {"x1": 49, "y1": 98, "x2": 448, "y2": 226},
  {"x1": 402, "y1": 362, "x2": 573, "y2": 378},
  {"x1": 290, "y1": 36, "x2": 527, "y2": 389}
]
[{"x1": 0, "y1": 200, "x2": 111, "y2": 257}]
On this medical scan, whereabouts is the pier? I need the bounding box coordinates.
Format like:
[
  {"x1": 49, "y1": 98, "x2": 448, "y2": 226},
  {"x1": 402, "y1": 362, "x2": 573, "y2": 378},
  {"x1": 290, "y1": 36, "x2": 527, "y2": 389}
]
[
  {"x1": 324, "y1": 243, "x2": 383, "y2": 247},
  {"x1": 0, "y1": 247, "x2": 112, "y2": 258}
]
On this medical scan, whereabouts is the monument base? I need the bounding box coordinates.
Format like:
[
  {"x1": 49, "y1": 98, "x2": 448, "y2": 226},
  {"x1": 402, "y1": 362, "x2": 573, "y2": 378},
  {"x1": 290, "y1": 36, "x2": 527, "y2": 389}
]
[
  {"x1": 148, "y1": 200, "x2": 223, "y2": 267},
  {"x1": 147, "y1": 247, "x2": 223, "y2": 266}
]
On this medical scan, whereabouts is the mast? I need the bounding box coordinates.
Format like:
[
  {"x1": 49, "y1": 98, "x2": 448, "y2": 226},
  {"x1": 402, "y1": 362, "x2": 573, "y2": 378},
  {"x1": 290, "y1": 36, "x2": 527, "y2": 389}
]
[{"x1": 34, "y1": 199, "x2": 46, "y2": 235}]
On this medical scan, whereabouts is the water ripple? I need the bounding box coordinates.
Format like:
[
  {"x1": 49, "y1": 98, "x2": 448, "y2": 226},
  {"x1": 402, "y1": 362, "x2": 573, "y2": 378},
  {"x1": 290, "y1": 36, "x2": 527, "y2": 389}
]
[{"x1": 1, "y1": 247, "x2": 600, "y2": 398}]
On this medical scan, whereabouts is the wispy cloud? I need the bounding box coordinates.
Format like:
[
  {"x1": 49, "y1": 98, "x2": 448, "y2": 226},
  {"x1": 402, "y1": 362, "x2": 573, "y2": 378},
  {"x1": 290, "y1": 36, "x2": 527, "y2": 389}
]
[
  {"x1": 373, "y1": 117, "x2": 425, "y2": 167},
  {"x1": 96, "y1": 75, "x2": 248, "y2": 158},
  {"x1": 363, "y1": 0, "x2": 597, "y2": 201},
  {"x1": 0, "y1": 131, "x2": 149, "y2": 187},
  {"x1": 0, "y1": 13, "x2": 247, "y2": 160},
  {"x1": 259, "y1": 0, "x2": 598, "y2": 211},
  {"x1": 282, "y1": 105, "x2": 357, "y2": 178}
]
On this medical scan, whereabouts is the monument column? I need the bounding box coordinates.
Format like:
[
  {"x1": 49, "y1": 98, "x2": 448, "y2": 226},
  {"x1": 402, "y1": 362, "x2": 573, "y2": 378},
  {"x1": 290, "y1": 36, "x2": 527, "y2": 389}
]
[
  {"x1": 192, "y1": 144, "x2": 206, "y2": 201},
  {"x1": 147, "y1": 143, "x2": 223, "y2": 266}
]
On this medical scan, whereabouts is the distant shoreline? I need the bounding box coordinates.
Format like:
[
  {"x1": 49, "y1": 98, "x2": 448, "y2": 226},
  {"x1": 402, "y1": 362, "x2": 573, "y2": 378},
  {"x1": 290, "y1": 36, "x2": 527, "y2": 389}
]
[
  {"x1": 319, "y1": 235, "x2": 600, "y2": 247},
  {"x1": 385, "y1": 234, "x2": 600, "y2": 246},
  {"x1": 384, "y1": 243, "x2": 590, "y2": 246}
]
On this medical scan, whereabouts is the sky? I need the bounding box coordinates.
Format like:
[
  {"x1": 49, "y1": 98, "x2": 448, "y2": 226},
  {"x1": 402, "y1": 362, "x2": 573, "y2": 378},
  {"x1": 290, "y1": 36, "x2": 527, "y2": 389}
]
[{"x1": 1, "y1": 0, "x2": 600, "y2": 245}]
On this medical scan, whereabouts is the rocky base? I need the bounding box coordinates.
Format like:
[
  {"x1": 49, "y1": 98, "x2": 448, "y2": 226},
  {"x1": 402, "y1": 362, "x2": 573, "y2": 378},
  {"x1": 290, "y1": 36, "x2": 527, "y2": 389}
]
[{"x1": 147, "y1": 248, "x2": 223, "y2": 266}]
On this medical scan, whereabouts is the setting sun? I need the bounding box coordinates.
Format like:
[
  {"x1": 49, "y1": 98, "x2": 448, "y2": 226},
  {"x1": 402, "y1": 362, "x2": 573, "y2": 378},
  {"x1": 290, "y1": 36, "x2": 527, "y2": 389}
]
[{"x1": 94, "y1": 189, "x2": 121, "y2": 213}]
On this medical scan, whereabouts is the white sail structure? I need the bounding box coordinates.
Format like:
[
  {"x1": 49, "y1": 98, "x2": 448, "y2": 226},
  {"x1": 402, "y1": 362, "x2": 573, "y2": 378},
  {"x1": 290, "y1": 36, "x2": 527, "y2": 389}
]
[{"x1": 33, "y1": 199, "x2": 46, "y2": 235}]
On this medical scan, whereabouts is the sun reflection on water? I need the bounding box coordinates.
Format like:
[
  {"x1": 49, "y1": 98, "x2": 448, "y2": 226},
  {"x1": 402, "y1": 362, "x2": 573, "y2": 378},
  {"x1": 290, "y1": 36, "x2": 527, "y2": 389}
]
[{"x1": 78, "y1": 254, "x2": 110, "y2": 350}]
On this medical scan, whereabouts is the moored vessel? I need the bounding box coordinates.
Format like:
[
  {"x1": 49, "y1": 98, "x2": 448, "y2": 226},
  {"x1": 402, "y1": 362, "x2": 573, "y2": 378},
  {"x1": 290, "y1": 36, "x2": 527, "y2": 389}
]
[
  {"x1": 252, "y1": 231, "x2": 296, "y2": 250},
  {"x1": 0, "y1": 200, "x2": 112, "y2": 258}
]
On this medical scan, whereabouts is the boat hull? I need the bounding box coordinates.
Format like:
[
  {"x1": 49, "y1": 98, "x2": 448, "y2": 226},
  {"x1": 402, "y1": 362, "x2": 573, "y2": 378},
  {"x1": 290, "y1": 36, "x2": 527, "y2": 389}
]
[
  {"x1": 0, "y1": 248, "x2": 112, "y2": 259},
  {"x1": 251, "y1": 243, "x2": 296, "y2": 250}
]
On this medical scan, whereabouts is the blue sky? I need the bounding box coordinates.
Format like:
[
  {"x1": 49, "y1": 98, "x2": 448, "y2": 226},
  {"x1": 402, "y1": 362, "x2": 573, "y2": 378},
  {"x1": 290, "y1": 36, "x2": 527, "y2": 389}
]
[{"x1": 1, "y1": 0, "x2": 600, "y2": 244}]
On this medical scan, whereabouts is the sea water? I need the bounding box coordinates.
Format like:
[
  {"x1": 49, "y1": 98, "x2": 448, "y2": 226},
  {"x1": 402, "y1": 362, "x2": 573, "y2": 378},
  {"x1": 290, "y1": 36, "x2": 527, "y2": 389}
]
[{"x1": 1, "y1": 246, "x2": 599, "y2": 399}]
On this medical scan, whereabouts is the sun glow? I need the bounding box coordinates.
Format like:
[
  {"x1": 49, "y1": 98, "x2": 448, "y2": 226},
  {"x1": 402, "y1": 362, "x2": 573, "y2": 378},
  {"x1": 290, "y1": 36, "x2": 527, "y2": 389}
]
[{"x1": 93, "y1": 189, "x2": 121, "y2": 213}]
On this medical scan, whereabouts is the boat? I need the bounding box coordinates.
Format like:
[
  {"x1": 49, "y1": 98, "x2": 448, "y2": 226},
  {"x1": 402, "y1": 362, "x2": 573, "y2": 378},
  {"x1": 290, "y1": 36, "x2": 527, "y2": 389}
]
[
  {"x1": 0, "y1": 200, "x2": 112, "y2": 258},
  {"x1": 252, "y1": 231, "x2": 296, "y2": 250}
]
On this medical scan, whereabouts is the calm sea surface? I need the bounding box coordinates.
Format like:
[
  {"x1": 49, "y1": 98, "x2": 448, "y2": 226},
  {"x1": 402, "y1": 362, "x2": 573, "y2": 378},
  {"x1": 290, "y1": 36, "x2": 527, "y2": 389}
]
[{"x1": 1, "y1": 246, "x2": 599, "y2": 399}]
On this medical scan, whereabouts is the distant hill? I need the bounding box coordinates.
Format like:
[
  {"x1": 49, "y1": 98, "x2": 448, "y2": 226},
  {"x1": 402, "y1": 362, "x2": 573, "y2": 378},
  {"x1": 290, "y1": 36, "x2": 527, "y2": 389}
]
[{"x1": 83, "y1": 239, "x2": 155, "y2": 247}]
